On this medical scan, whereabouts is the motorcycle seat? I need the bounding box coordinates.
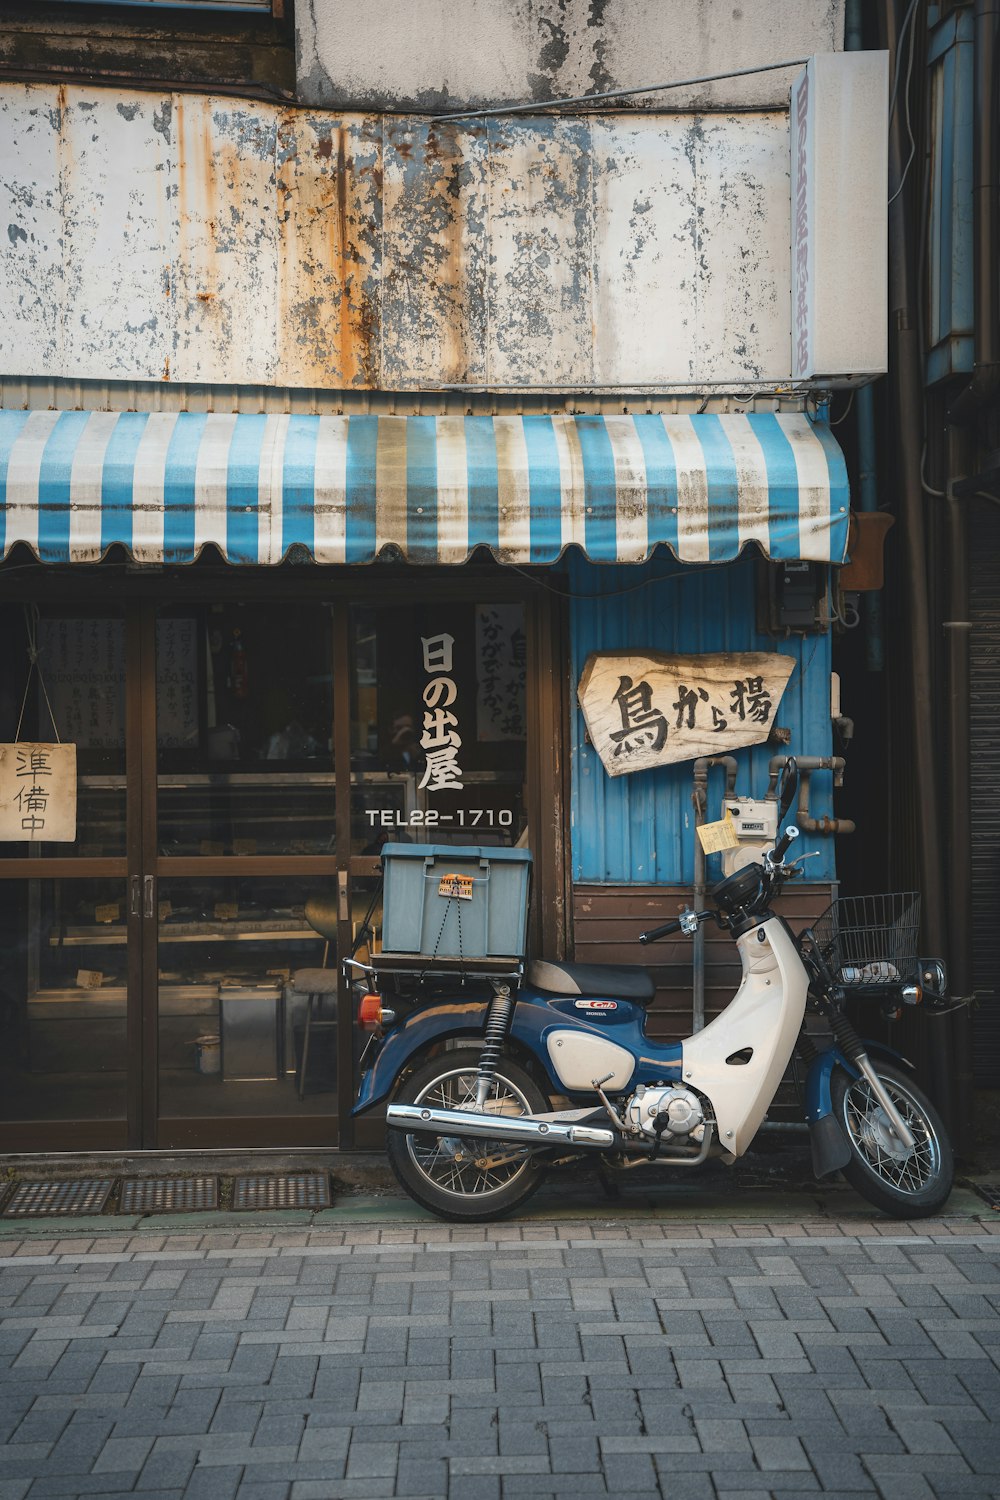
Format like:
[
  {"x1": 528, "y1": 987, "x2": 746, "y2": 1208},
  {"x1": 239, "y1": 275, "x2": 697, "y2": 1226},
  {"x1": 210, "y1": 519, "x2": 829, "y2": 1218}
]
[{"x1": 527, "y1": 959, "x2": 656, "y2": 1006}]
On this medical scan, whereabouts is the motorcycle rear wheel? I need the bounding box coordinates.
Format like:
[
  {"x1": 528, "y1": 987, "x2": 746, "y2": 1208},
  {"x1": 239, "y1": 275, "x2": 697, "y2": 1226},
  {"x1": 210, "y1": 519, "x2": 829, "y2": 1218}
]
[
  {"x1": 831, "y1": 1060, "x2": 954, "y2": 1218},
  {"x1": 386, "y1": 1047, "x2": 549, "y2": 1222}
]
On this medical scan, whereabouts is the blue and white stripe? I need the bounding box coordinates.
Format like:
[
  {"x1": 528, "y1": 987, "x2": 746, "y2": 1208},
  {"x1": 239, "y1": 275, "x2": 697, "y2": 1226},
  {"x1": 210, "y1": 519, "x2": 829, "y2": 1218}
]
[{"x1": 0, "y1": 410, "x2": 849, "y2": 567}]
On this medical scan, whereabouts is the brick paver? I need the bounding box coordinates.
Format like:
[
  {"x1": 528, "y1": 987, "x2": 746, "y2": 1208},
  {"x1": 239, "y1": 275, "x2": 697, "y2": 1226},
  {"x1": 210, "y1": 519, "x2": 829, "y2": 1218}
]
[{"x1": 0, "y1": 1218, "x2": 997, "y2": 1498}]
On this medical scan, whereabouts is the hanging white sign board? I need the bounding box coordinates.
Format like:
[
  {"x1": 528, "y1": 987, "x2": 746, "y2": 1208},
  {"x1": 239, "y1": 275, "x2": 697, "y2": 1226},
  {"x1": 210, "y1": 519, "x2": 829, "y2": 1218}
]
[
  {"x1": 578, "y1": 652, "x2": 795, "y2": 777},
  {"x1": 0, "y1": 743, "x2": 78, "y2": 842}
]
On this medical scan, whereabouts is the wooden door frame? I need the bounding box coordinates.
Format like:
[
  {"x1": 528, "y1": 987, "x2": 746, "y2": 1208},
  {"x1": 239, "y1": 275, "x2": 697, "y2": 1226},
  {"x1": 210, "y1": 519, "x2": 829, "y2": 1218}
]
[{"x1": 0, "y1": 563, "x2": 571, "y2": 1152}]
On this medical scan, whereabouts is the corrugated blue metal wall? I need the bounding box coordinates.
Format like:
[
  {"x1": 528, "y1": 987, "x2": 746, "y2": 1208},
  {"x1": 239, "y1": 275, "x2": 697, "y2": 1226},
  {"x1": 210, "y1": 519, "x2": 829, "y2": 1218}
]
[{"x1": 565, "y1": 549, "x2": 837, "y2": 884}]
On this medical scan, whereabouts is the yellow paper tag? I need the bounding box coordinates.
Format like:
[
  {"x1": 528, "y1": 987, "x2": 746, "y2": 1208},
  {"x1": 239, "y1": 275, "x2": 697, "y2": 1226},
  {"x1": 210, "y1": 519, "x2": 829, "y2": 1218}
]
[
  {"x1": 439, "y1": 873, "x2": 474, "y2": 901},
  {"x1": 95, "y1": 902, "x2": 120, "y2": 924},
  {"x1": 696, "y1": 812, "x2": 740, "y2": 855},
  {"x1": 214, "y1": 902, "x2": 238, "y2": 921},
  {"x1": 158, "y1": 901, "x2": 173, "y2": 922},
  {"x1": 76, "y1": 969, "x2": 104, "y2": 989},
  {"x1": 232, "y1": 838, "x2": 258, "y2": 856}
]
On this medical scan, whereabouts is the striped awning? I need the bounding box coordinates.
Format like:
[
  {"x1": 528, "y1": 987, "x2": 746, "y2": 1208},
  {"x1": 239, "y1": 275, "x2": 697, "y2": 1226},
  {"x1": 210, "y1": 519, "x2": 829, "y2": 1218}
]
[{"x1": 0, "y1": 410, "x2": 849, "y2": 567}]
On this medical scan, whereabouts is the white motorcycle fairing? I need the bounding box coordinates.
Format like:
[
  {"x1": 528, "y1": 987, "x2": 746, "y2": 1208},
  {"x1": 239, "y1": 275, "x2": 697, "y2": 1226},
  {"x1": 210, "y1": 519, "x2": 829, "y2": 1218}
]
[{"x1": 680, "y1": 916, "x2": 807, "y2": 1155}]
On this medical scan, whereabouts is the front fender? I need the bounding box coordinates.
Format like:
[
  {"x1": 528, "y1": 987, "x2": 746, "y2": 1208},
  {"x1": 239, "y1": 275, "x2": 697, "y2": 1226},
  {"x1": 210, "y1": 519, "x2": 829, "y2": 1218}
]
[
  {"x1": 803, "y1": 1038, "x2": 912, "y2": 1179},
  {"x1": 804, "y1": 1037, "x2": 912, "y2": 1123},
  {"x1": 353, "y1": 1001, "x2": 487, "y2": 1115}
]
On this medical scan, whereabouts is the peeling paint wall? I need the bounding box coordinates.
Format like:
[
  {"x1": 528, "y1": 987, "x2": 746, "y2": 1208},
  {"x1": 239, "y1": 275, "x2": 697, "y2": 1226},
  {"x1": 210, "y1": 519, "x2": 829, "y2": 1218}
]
[
  {"x1": 295, "y1": 0, "x2": 844, "y2": 112},
  {"x1": 1, "y1": 83, "x2": 799, "y2": 392}
]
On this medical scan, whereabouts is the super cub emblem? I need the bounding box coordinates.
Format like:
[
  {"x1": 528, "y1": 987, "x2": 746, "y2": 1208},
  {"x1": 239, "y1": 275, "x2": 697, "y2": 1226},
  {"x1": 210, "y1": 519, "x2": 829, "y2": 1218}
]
[{"x1": 574, "y1": 999, "x2": 617, "y2": 1010}]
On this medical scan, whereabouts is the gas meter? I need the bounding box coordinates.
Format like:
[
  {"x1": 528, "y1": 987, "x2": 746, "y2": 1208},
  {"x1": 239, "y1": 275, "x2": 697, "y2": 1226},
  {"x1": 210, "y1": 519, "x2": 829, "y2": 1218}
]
[{"x1": 719, "y1": 797, "x2": 779, "y2": 877}]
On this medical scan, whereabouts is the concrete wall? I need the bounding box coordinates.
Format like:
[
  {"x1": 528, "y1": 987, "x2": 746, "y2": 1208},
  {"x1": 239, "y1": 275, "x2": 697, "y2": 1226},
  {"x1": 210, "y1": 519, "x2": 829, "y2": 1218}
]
[{"x1": 296, "y1": 0, "x2": 845, "y2": 112}]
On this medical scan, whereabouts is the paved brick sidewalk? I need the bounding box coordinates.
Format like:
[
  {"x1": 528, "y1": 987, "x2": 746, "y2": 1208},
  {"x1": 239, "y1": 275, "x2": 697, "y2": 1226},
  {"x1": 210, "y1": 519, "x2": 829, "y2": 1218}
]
[{"x1": 0, "y1": 1216, "x2": 997, "y2": 1500}]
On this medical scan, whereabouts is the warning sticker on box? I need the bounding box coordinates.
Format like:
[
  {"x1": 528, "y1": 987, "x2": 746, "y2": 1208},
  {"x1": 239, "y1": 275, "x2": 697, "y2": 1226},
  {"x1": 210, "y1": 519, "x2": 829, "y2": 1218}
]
[{"x1": 438, "y1": 873, "x2": 474, "y2": 901}]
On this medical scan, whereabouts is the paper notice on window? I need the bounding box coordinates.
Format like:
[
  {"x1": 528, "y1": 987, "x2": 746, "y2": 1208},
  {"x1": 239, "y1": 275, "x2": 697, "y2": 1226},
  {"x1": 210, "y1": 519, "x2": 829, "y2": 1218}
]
[
  {"x1": 0, "y1": 743, "x2": 78, "y2": 843},
  {"x1": 76, "y1": 970, "x2": 104, "y2": 990},
  {"x1": 95, "y1": 902, "x2": 121, "y2": 924},
  {"x1": 214, "y1": 902, "x2": 239, "y2": 922},
  {"x1": 696, "y1": 814, "x2": 740, "y2": 855}
]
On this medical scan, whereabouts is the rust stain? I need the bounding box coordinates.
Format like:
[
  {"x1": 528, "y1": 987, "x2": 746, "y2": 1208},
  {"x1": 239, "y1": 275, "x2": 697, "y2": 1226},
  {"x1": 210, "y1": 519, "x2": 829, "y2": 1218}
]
[
  {"x1": 197, "y1": 291, "x2": 214, "y2": 302},
  {"x1": 315, "y1": 134, "x2": 333, "y2": 160},
  {"x1": 162, "y1": 354, "x2": 170, "y2": 381}
]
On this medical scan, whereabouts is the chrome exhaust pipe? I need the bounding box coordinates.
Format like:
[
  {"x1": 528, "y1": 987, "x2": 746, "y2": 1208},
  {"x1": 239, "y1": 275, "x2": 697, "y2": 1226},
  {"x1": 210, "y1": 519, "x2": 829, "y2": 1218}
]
[{"x1": 385, "y1": 1103, "x2": 616, "y2": 1149}]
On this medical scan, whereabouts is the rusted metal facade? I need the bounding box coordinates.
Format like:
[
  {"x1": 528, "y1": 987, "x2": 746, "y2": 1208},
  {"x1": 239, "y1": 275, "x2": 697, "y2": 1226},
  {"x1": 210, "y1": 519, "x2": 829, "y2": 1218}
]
[{"x1": 2, "y1": 84, "x2": 795, "y2": 393}]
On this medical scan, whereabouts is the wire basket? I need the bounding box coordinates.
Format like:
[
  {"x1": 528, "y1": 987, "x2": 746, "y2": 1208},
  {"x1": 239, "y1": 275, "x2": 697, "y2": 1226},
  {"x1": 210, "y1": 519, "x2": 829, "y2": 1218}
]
[{"x1": 806, "y1": 892, "x2": 921, "y2": 987}]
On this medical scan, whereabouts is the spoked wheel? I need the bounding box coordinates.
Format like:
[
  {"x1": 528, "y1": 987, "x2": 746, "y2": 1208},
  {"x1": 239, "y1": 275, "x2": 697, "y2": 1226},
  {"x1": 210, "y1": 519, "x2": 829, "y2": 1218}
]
[
  {"x1": 832, "y1": 1060, "x2": 953, "y2": 1218},
  {"x1": 385, "y1": 1047, "x2": 549, "y2": 1222}
]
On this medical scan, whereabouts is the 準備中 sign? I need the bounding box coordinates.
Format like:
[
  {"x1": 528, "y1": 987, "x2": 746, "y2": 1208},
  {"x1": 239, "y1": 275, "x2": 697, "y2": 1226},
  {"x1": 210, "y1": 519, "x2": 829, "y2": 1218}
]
[{"x1": 0, "y1": 742, "x2": 78, "y2": 842}]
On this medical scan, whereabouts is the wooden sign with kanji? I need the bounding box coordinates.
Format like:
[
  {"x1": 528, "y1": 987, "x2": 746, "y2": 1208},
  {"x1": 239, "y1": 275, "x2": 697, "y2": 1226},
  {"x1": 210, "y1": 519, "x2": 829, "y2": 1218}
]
[
  {"x1": 0, "y1": 743, "x2": 78, "y2": 842},
  {"x1": 577, "y1": 652, "x2": 795, "y2": 777}
]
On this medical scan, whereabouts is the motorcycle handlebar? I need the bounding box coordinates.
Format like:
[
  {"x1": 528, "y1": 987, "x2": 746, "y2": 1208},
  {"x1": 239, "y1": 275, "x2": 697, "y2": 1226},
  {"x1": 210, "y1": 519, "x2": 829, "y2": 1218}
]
[
  {"x1": 638, "y1": 919, "x2": 681, "y2": 944},
  {"x1": 639, "y1": 910, "x2": 713, "y2": 944}
]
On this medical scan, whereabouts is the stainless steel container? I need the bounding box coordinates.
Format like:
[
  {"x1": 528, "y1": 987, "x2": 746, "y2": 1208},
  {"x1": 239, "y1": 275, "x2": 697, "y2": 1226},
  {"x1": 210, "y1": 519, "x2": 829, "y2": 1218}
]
[{"x1": 219, "y1": 981, "x2": 282, "y2": 1082}]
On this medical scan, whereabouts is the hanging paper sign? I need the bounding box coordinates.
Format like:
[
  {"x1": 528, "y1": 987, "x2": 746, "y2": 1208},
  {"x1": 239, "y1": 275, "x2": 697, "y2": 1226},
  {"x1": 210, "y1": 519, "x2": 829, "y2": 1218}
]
[
  {"x1": 0, "y1": 742, "x2": 78, "y2": 842},
  {"x1": 697, "y1": 813, "x2": 741, "y2": 855},
  {"x1": 577, "y1": 652, "x2": 795, "y2": 778}
]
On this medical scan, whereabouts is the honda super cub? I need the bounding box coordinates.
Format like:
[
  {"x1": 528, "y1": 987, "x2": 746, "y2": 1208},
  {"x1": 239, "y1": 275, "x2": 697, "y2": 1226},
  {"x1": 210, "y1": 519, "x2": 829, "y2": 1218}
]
[{"x1": 352, "y1": 760, "x2": 954, "y2": 1222}]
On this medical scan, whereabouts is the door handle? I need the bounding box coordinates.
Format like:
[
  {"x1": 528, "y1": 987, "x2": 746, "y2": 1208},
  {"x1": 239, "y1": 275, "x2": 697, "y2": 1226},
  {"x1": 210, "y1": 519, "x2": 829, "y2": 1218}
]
[
  {"x1": 337, "y1": 870, "x2": 349, "y2": 923},
  {"x1": 130, "y1": 875, "x2": 141, "y2": 918},
  {"x1": 143, "y1": 875, "x2": 155, "y2": 920}
]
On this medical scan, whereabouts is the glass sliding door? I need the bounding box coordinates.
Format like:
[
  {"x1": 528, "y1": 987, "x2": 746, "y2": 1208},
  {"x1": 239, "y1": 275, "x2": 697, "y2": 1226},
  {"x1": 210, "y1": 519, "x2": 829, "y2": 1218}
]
[
  {"x1": 152, "y1": 599, "x2": 340, "y2": 1147},
  {"x1": 0, "y1": 605, "x2": 132, "y2": 1148}
]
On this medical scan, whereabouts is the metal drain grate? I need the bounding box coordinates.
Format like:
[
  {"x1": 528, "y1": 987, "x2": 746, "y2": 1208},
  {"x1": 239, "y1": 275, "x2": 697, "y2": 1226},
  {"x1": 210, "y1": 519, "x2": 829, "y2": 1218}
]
[
  {"x1": 118, "y1": 1177, "x2": 218, "y2": 1214},
  {"x1": 973, "y1": 1182, "x2": 1000, "y2": 1211},
  {"x1": 232, "y1": 1173, "x2": 332, "y2": 1211},
  {"x1": 3, "y1": 1179, "x2": 114, "y2": 1218}
]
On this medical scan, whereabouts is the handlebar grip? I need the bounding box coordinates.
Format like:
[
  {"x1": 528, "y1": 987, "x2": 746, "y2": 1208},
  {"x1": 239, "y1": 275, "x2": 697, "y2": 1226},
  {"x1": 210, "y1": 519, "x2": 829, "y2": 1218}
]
[
  {"x1": 639, "y1": 918, "x2": 682, "y2": 944},
  {"x1": 773, "y1": 824, "x2": 798, "y2": 861}
]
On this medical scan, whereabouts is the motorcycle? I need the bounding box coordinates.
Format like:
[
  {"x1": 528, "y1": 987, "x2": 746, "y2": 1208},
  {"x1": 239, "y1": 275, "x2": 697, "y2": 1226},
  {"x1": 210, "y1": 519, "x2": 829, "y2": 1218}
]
[{"x1": 351, "y1": 759, "x2": 955, "y2": 1222}]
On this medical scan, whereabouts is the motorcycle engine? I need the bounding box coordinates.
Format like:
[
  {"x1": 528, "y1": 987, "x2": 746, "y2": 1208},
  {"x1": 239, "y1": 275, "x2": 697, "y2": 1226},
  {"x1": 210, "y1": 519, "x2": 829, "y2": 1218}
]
[{"x1": 624, "y1": 1084, "x2": 705, "y2": 1140}]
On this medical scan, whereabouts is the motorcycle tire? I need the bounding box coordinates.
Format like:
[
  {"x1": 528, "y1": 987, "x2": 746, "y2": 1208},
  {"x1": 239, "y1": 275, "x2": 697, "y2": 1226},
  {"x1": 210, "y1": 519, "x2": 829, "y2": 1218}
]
[
  {"x1": 831, "y1": 1060, "x2": 954, "y2": 1218},
  {"x1": 386, "y1": 1047, "x2": 549, "y2": 1222}
]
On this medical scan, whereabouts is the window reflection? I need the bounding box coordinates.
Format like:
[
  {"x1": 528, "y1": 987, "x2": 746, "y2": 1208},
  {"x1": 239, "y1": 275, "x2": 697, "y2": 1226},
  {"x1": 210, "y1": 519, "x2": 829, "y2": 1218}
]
[
  {"x1": 156, "y1": 604, "x2": 334, "y2": 856},
  {"x1": 156, "y1": 876, "x2": 341, "y2": 1121},
  {"x1": 0, "y1": 880, "x2": 128, "y2": 1123}
]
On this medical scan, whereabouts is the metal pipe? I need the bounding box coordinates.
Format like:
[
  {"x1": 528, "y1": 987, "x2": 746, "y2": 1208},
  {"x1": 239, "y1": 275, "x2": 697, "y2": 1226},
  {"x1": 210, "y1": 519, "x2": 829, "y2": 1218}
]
[
  {"x1": 973, "y1": 0, "x2": 999, "y2": 369},
  {"x1": 944, "y1": 449, "x2": 975, "y2": 1152},
  {"x1": 856, "y1": 390, "x2": 886, "y2": 673},
  {"x1": 765, "y1": 756, "x2": 854, "y2": 834},
  {"x1": 883, "y1": 0, "x2": 945, "y2": 957},
  {"x1": 691, "y1": 758, "x2": 739, "y2": 1032},
  {"x1": 948, "y1": 0, "x2": 1000, "y2": 422},
  {"x1": 936, "y1": 0, "x2": 999, "y2": 1150}
]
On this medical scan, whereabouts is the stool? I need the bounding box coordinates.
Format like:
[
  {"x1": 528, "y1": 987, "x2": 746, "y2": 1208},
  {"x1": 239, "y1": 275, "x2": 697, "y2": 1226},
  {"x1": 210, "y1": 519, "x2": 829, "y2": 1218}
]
[{"x1": 291, "y1": 968, "x2": 340, "y2": 1099}]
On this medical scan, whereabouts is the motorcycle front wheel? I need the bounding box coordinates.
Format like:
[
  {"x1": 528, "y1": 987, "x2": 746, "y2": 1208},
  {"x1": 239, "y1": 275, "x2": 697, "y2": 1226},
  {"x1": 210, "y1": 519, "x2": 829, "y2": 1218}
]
[
  {"x1": 385, "y1": 1047, "x2": 549, "y2": 1222},
  {"x1": 831, "y1": 1060, "x2": 954, "y2": 1218}
]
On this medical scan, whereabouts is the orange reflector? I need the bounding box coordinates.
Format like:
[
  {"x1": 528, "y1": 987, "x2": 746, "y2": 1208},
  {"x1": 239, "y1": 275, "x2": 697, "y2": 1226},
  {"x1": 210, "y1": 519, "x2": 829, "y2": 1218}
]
[{"x1": 359, "y1": 993, "x2": 383, "y2": 1029}]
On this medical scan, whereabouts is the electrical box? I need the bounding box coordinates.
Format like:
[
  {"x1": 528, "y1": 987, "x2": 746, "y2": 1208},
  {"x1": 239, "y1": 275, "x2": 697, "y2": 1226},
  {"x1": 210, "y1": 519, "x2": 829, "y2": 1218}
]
[
  {"x1": 758, "y1": 559, "x2": 828, "y2": 635},
  {"x1": 719, "y1": 798, "x2": 779, "y2": 877}
]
